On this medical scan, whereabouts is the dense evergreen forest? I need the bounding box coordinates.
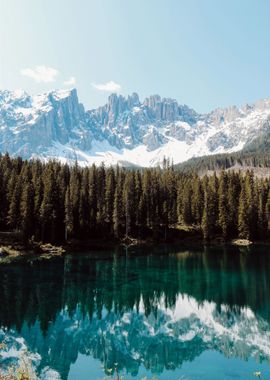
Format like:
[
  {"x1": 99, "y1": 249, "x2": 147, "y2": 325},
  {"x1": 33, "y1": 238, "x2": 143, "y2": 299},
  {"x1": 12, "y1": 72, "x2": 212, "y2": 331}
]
[
  {"x1": 0, "y1": 153, "x2": 270, "y2": 243},
  {"x1": 176, "y1": 151, "x2": 270, "y2": 173}
]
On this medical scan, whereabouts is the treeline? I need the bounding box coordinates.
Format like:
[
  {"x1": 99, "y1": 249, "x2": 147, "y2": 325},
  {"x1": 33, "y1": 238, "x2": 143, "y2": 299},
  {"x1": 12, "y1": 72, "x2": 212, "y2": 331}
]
[
  {"x1": 0, "y1": 153, "x2": 270, "y2": 243},
  {"x1": 176, "y1": 151, "x2": 270, "y2": 173}
]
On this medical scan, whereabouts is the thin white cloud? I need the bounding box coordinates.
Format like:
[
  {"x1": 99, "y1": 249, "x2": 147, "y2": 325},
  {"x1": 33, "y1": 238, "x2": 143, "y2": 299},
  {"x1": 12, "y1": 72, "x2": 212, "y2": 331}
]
[
  {"x1": 91, "y1": 80, "x2": 121, "y2": 92},
  {"x1": 63, "y1": 76, "x2": 76, "y2": 86},
  {"x1": 20, "y1": 65, "x2": 58, "y2": 83}
]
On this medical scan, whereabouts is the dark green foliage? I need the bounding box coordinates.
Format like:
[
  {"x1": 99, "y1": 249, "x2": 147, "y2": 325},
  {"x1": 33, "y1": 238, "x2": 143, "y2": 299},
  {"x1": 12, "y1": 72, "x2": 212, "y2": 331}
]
[
  {"x1": 20, "y1": 182, "x2": 35, "y2": 240},
  {"x1": 243, "y1": 129, "x2": 270, "y2": 153},
  {"x1": 218, "y1": 171, "x2": 230, "y2": 239},
  {"x1": 201, "y1": 177, "x2": 217, "y2": 240},
  {"x1": 238, "y1": 183, "x2": 250, "y2": 239},
  {"x1": 0, "y1": 154, "x2": 269, "y2": 242},
  {"x1": 176, "y1": 150, "x2": 270, "y2": 173}
]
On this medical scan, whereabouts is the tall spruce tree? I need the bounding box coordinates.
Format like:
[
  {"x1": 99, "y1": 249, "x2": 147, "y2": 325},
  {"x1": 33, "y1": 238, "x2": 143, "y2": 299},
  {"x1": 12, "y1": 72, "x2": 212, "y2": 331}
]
[
  {"x1": 105, "y1": 167, "x2": 116, "y2": 234},
  {"x1": 113, "y1": 181, "x2": 122, "y2": 238},
  {"x1": 40, "y1": 164, "x2": 60, "y2": 242},
  {"x1": 202, "y1": 177, "x2": 216, "y2": 240},
  {"x1": 20, "y1": 182, "x2": 35, "y2": 241},
  {"x1": 64, "y1": 186, "x2": 73, "y2": 240},
  {"x1": 238, "y1": 182, "x2": 250, "y2": 239},
  {"x1": 218, "y1": 171, "x2": 230, "y2": 239}
]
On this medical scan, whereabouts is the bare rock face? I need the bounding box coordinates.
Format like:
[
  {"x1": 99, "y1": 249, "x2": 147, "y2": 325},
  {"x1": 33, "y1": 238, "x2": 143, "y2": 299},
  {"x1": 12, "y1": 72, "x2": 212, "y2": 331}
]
[
  {"x1": 87, "y1": 93, "x2": 198, "y2": 151},
  {"x1": 144, "y1": 95, "x2": 162, "y2": 119},
  {"x1": 143, "y1": 127, "x2": 167, "y2": 151},
  {"x1": 206, "y1": 132, "x2": 237, "y2": 152},
  {"x1": 127, "y1": 92, "x2": 140, "y2": 108},
  {"x1": 1, "y1": 88, "x2": 270, "y2": 166},
  {"x1": 48, "y1": 89, "x2": 86, "y2": 142},
  {"x1": 209, "y1": 105, "x2": 242, "y2": 126},
  {"x1": 107, "y1": 94, "x2": 128, "y2": 126},
  {"x1": 0, "y1": 88, "x2": 91, "y2": 158},
  {"x1": 143, "y1": 96, "x2": 181, "y2": 121},
  {"x1": 161, "y1": 98, "x2": 179, "y2": 121}
]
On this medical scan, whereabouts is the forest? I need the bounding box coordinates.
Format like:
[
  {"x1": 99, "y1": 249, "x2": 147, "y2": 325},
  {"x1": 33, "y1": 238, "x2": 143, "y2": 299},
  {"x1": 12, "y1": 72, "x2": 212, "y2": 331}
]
[
  {"x1": 0, "y1": 153, "x2": 269, "y2": 243},
  {"x1": 176, "y1": 150, "x2": 270, "y2": 173}
]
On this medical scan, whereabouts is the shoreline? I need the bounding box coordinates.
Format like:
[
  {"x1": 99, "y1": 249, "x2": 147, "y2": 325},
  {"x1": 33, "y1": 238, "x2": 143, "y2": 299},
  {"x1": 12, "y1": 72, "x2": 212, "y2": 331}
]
[{"x1": 0, "y1": 232, "x2": 266, "y2": 265}]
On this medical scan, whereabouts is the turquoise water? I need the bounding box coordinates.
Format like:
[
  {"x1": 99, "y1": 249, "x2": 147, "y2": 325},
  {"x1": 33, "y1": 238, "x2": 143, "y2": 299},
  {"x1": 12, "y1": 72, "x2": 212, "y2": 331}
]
[{"x1": 1, "y1": 244, "x2": 270, "y2": 379}]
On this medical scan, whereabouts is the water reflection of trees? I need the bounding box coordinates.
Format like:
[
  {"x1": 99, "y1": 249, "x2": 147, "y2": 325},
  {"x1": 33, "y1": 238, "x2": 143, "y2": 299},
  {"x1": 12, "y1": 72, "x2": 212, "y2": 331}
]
[
  {"x1": 1, "y1": 245, "x2": 270, "y2": 378},
  {"x1": 0, "y1": 245, "x2": 270, "y2": 332}
]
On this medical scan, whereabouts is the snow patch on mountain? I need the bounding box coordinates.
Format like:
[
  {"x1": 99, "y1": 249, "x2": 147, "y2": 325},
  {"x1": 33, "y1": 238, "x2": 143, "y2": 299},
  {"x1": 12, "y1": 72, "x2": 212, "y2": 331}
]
[{"x1": 1, "y1": 88, "x2": 270, "y2": 167}]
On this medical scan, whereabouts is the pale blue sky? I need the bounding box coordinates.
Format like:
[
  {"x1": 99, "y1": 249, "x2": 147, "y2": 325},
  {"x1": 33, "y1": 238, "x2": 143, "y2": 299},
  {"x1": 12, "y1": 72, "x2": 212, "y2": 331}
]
[{"x1": 1, "y1": 0, "x2": 270, "y2": 113}]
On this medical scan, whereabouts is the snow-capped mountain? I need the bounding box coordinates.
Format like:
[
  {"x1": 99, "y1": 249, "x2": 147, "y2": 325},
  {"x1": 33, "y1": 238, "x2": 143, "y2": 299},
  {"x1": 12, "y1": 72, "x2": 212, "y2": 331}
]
[{"x1": 1, "y1": 88, "x2": 270, "y2": 167}]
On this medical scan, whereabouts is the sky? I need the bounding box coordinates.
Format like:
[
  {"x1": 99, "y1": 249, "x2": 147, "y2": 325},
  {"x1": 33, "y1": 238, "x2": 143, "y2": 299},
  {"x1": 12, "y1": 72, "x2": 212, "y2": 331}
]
[{"x1": 1, "y1": 0, "x2": 270, "y2": 113}]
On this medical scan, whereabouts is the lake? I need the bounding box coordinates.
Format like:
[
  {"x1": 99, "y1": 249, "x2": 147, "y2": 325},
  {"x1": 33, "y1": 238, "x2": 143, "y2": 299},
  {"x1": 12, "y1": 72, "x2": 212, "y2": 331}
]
[{"x1": 1, "y1": 244, "x2": 270, "y2": 379}]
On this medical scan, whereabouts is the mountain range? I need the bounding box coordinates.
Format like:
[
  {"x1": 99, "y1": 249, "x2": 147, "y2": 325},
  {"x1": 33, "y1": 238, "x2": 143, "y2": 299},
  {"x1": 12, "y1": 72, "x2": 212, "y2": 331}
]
[{"x1": 1, "y1": 88, "x2": 270, "y2": 167}]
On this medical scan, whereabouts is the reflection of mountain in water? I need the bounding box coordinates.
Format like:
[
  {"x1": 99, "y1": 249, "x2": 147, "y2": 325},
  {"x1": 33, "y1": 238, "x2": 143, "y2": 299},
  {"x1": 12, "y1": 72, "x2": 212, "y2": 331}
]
[{"x1": 1, "y1": 245, "x2": 270, "y2": 379}]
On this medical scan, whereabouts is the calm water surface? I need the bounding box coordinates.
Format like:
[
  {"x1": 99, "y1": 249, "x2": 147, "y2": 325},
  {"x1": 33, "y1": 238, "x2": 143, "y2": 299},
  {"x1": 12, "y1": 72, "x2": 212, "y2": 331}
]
[{"x1": 1, "y1": 244, "x2": 270, "y2": 379}]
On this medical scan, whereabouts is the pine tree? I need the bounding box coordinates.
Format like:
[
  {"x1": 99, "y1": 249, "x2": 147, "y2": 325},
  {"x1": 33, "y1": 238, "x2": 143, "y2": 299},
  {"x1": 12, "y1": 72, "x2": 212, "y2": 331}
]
[
  {"x1": 79, "y1": 169, "x2": 90, "y2": 234},
  {"x1": 113, "y1": 181, "x2": 123, "y2": 238},
  {"x1": 166, "y1": 166, "x2": 177, "y2": 224},
  {"x1": 192, "y1": 176, "x2": 204, "y2": 226},
  {"x1": 257, "y1": 187, "x2": 267, "y2": 239},
  {"x1": 218, "y1": 171, "x2": 229, "y2": 239},
  {"x1": 105, "y1": 167, "x2": 116, "y2": 234},
  {"x1": 134, "y1": 171, "x2": 142, "y2": 235},
  {"x1": 40, "y1": 164, "x2": 61, "y2": 242},
  {"x1": 209, "y1": 173, "x2": 219, "y2": 232},
  {"x1": 238, "y1": 182, "x2": 250, "y2": 239},
  {"x1": 69, "y1": 164, "x2": 81, "y2": 237},
  {"x1": 96, "y1": 163, "x2": 106, "y2": 229},
  {"x1": 123, "y1": 172, "x2": 136, "y2": 237},
  {"x1": 227, "y1": 172, "x2": 240, "y2": 238},
  {"x1": 265, "y1": 189, "x2": 270, "y2": 232},
  {"x1": 202, "y1": 189, "x2": 211, "y2": 240},
  {"x1": 181, "y1": 181, "x2": 193, "y2": 225},
  {"x1": 7, "y1": 173, "x2": 22, "y2": 230},
  {"x1": 201, "y1": 177, "x2": 216, "y2": 240},
  {"x1": 141, "y1": 169, "x2": 154, "y2": 229},
  {"x1": 88, "y1": 165, "x2": 98, "y2": 233},
  {"x1": 65, "y1": 186, "x2": 73, "y2": 240},
  {"x1": 20, "y1": 182, "x2": 35, "y2": 241}
]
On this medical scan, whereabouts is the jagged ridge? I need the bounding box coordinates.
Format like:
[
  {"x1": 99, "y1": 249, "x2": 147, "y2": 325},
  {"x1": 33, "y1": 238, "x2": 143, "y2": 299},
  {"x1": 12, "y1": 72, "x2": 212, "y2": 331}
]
[{"x1": 1, "y1": 88, "x2": 270, "y2": 167}]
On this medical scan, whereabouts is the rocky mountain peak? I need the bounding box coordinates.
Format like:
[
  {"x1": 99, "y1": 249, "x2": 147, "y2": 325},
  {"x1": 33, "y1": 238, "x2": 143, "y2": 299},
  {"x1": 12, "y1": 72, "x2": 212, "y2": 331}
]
[
  {"x1": 127, "y1": 92, "x2": 140, "y2": 108},
  {"x1": 209, "y1": 105, "x2": 242, "y2": 125},
  {"x1": 1, "y1": 88, "x2": 270, "y2": 167}
]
